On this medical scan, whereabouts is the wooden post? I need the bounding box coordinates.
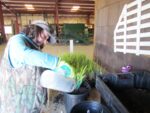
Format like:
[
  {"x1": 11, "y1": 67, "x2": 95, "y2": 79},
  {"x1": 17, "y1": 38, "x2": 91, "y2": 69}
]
[
  {"x1": 54, "y1": 0, "x2": 59, "y2": 37},
  {"x1": 87, "y1": 14, "x2": 90, "y2": 25},
  {"x1": 15, "y1": 14, "x2": 19, "y2": 34},
  {"x1": 0, "y1": 1, "x2": 6, "y2": 42}
]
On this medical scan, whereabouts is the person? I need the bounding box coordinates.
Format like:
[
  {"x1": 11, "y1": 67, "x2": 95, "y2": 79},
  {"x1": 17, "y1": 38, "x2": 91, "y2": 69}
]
[
  {"x1": 47, "y1": 25, "x2": 57, "y2": 44},
  {"x1": 0, "y1": 20, "x2": 75, "y2": 113}
]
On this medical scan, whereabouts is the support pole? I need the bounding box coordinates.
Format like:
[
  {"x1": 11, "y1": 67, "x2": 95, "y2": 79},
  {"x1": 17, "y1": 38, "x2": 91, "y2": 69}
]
[
  {"x1": 54, "y1": 0, "x2": 59, "y2": 37},
  {"x1": 0, "y1": 1, "x2": 6, "y2": 42},
  {"x1": 87, "y1": 14, "x2": 90, "y2": 25},
  {"x1": 15, "y1": 14, "x2": 19, "y2": 34},
  {"x1": 69, "y1": 40, "x2": 74, "y2": 53}
]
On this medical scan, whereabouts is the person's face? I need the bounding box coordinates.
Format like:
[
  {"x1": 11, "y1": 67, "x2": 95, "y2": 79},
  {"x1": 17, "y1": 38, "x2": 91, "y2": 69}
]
[{"x1": 33, "y1": 30, "x2": 49, "y2": 48}]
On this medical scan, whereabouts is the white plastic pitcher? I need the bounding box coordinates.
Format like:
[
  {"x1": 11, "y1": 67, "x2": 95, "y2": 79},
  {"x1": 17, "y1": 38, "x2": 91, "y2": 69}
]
[{"x1": 40, "y1": 70, "x2": 76, "y2": 92}]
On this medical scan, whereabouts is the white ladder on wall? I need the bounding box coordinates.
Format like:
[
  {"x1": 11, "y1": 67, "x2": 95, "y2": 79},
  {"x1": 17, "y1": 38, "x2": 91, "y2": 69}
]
[{"x1": 114, "y1": 0, "x2": 150, "y2": 55}]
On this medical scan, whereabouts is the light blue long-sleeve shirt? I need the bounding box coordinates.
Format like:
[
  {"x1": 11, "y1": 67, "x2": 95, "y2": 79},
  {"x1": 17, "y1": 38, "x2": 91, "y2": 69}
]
[{"x1": 7, "y1": 33, "x2": 59, "y2": 69}]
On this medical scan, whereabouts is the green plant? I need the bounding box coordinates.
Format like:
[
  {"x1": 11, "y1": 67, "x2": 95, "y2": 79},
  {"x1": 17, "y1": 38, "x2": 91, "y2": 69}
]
[{"x1": 60, "y1": 53, "x2": 106, "y2": 88}]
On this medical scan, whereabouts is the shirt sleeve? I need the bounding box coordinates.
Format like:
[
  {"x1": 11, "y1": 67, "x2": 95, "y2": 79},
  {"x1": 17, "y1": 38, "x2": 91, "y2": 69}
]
[{"x1": 8, "y1": 34, "x2": 59, "y2": 70}]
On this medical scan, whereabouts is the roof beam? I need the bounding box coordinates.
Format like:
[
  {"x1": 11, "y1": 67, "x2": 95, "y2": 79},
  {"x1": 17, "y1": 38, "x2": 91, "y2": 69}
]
[
  {"x1": 3, "y1": 10, "x2": 94, "y2": 15},
  {"x1": 2, "y1": 0, "x2": 56, "y2": 2},
  {"x1": 58, "y1": 0, "x2": 94, "y2": 4},
  {"x1": 2, "y1": 0, "x2": 94, "y2": 16},
  {"x1": 9, "y1": 5, "x2": 94, "y2": 10},
  {"x1": 5, "y1": 2, "x2": 94, "y2": 6},
  {"x1": 6, "y1": 6, "x2": 94, "y2": 11},
  {"x1": 3, "y1": 0, "x2": 94, "y2": 4},
  {"x1": 1, "y1": 2, "x2": 16, "y2": 15}
]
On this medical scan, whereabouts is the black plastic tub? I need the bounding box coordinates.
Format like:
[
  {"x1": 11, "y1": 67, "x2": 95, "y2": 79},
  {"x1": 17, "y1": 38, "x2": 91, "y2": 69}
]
[
  {"x1": 64, "y1": 81, "x2": 91, "y2": 113},
  {"x1": 110, "y1": 88, "x2": 150, "y2": 113},
  {"x1": 96, "y1": 71, "x2": 150, "y2": 113},
  {"x1": 64, "y1": 90, "x2": 89, "y2": 113},
  {"x1": 71, "y1": 101, "x2": 111, "y2": 113}
]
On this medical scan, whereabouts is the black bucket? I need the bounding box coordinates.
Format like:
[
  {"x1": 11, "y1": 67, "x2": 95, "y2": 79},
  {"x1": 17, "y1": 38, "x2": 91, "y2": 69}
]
[
  {"x1": 71, "y1": 101, "x2": 111, "y2": 113},
  {"x1": 64, "y1": 81, "x2": 90, "y2": 113}
]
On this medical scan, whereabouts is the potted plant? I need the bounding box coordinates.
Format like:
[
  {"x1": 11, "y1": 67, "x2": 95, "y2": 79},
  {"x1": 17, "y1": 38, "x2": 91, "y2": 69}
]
[
  {"x1": 60, "y1": 53, "x2": 106, "y2": 113},
  {"x1": 60, "y1": 53, "x2": 106, "y2": 87}
]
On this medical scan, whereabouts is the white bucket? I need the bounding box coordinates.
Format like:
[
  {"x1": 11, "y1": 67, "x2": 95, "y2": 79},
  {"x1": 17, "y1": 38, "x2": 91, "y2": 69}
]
[{"x1": 40, "y1": 70, "x2": 76, "y2": 92}]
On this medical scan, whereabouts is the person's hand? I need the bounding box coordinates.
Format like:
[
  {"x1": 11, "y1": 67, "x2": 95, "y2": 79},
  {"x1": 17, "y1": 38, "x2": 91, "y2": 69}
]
[{"x1": 54, "y1": 61, "x2": 74, "y2": 78}]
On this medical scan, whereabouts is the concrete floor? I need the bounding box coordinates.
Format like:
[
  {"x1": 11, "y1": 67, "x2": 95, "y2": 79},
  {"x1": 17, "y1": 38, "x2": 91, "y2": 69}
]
[{"x1": 0, "y1": 43, "x2": 100, "y2": 113}]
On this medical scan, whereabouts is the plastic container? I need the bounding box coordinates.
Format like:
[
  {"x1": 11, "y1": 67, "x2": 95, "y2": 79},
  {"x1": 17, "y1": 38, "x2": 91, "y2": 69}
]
[
  {"x1": 64, "y1": 91, "x2": 88, "y2": 113},
  {"x1": 96, "y1": 71, "x2": 150, "y2": 113},
  {"x1": 64, "y1": 81, "x2": 91, "y2": 113},
  {"x1": 121, "y1": 65, "x2": 132, "y2": 73},
  {"x1": 40, "y1": 70, "x2": 76, "y2": 92}
]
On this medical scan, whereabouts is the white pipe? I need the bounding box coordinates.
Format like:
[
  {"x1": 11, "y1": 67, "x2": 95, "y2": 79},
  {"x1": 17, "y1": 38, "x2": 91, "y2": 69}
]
[{"x1": 69, "y1": 40, "x2": 74, "y2": 53}]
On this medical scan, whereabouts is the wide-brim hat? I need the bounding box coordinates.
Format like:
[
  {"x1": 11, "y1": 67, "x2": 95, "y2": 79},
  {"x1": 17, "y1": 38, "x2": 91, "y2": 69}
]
[
  {"x1": 31, "y1": 20, "x2": 51, "y2": 36},
  {"x1": 31, "y1": 20, "x2": 56, "y2": 44}
]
